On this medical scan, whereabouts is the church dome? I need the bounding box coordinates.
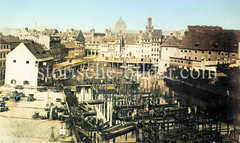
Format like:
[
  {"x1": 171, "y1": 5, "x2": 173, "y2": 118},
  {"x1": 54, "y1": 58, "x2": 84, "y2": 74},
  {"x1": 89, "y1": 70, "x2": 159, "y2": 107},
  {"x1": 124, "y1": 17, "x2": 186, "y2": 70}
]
[{"x1": 115, "y1": 17, "x2": 126, "y2": 30}]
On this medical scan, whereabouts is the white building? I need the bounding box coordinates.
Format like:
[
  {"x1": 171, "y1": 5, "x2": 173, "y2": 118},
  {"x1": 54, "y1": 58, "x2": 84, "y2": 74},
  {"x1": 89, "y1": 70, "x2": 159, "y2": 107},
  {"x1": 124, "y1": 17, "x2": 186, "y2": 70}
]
[
  {"x1": 5, "y1": 42, "x2": 53, "y2": 87},
  {"x1": 159, "y1": 36, "x2": 180, "y2": 73}
]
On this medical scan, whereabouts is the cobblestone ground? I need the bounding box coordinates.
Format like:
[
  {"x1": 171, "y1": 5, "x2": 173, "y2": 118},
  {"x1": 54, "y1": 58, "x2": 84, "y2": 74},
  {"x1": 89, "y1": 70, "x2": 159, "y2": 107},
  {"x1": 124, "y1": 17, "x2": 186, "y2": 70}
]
[{"x1": 0, "y1": 86, "x2": 64, "y2": 143}]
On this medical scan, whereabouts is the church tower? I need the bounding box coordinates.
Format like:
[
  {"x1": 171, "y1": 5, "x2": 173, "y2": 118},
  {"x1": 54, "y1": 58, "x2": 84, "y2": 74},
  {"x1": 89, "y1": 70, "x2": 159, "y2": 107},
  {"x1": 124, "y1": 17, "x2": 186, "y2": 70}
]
[{"x1": 146, "y1": 17, "x2": 153, "y2": 33}]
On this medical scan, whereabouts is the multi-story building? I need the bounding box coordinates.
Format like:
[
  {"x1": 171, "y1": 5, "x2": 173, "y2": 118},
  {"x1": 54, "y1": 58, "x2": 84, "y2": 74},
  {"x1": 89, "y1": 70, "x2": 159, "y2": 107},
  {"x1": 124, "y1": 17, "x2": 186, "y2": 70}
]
[
  {"x1": 5, "y1": 42, "x2": 53, "y2": 87},
  {"x1": 99, "y1": 36, "x2": 122, "y2": 60},
  {"x1": 123, "y1": 18, "x2": 162, "y2": 65},
  {"x1": 61, "y1": 31, "x2": 85, "y2": 60},
  {"x1": 49, "y1": 35, "x2": 68, "y2": 63},
  {"x1": 0, "y1": 38, "x2": 10, "y2": 85},
  {"x1": 158, "y1": 36, "x2": 180, "y2": 73},
  {"x1": 169, "y1": 26, "x2": 240, "y2": 71}
]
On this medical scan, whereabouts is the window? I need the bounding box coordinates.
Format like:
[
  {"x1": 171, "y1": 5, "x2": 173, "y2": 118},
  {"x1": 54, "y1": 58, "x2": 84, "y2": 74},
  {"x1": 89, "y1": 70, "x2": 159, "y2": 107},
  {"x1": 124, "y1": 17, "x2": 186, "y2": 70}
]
[
  {"x1": 166, "y1": 48, "x2": 168, "y2": 50},
  {"x1": 208, "y1": 58, "x2": 211, "y2": 61},
  {"x1": 23, "y1": 80, "x2": 29, "y2": 85},
  {"x1": 165, "y1": 63, "x2": 167, "y2": 66},
  {"x1": 195, "y1": 51, "x2": 197, "y2": 53},
  {"x1": 218, "y1": 52, "x2": 220, "y2": 55},
  {"x1": 181, "y1": 50, "x2": 183, "y2": 52},
  {"x1": 26, "y1": 61, "x2": 29, "y2": 64},
  {"x1": 13, "y1": 60, "x2": 16, "y2": 63},
  {"x1": 195, "y1": 57, "x2": 197, "y2": 60},
  {"x1": 11, "y1": 79, "x2": 16, "y2": 84},
  {"x1": 209, "y1": 51, "x2": 211, "y2": 55},
  {"x1": 232, "y1": 53, "x2": 235, "y2": 56},
  {"x1": 202, "y1": 51, "x2": 204, "y2": 54}
]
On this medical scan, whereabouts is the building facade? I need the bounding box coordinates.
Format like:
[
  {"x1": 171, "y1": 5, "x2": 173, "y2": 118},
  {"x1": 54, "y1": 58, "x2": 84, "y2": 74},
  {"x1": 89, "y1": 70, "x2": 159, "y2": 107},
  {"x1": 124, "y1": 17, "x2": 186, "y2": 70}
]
[
  {"x1": 5, "y1": 42, "x2": 53, "y2": 87},
  {"x1": 159, "y1": 36, "x2": 180, "y2": 73},
  {"x1": 169, "y1": 26, "x2": 240, "y2": 71},
  {"x1": 0, "y1": 39, "x2": 10, "y2": 85}
]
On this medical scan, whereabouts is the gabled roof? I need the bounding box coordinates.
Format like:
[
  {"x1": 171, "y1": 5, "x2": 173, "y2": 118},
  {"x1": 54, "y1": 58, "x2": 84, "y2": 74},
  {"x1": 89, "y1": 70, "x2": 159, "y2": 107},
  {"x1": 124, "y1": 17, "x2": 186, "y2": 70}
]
[
  {"x1": 76, "y1": 30, "x2": 85, "y2": 43},
  {"x1": 141, "y1": 33, "x2": 151, "y2": 40},
  {"x1": 152, "y1": 29, "x2": 162, "y2": 39},
  {"x1": 161, "y1": 36, "x2": 179, "y2": 47},
  {"x1": 23, "y1": 42, "x2": 53, "y2": 60}
]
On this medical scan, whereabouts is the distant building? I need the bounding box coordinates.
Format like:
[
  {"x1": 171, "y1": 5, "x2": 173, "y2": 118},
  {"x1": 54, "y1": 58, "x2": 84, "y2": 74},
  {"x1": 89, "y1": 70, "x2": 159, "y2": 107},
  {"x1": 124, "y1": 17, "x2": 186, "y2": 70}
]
[
  {"x1": 49, "y1": 35, "x2": 68, "y2": 63},
  {"x1": 123, "y1": 17, "x2": 162, "y2": 65},
  {"x1": 0, "y1": 27, "x2": 60, "y2": 50},
  {"x1": 115, "y1": 17, "x2": 127, "y2": 32},
  {"x1": 99, "y1": 36, "x2": 122, "y2": 60},
  {"x1": 61, "y1": 30, "x2": 85, "y2": 60},
  {"x1": 5, "y1": 42, "x2": 53, "y2": 87}
]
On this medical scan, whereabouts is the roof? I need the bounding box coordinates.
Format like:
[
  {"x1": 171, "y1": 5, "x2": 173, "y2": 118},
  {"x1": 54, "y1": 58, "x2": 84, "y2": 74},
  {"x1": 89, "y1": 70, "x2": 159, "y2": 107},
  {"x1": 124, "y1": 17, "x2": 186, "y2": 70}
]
[
  {"x1": 0, "y1": 38, "x2": 8, "y2": 44},
  {"x1": 188, "y1": 25, "x2": 223, "y2": 31},
  {"x1": 125, "y1": 35, "x2": 140, "y2": 44},
  {"x1": 23, "y1": 42, "x2": 53, "y2": 60},
  {"x1": 141, "y1": 33, "x2": 151, "y2": 40},
  {"x1": 42, "y1": 29, "x2": 59, "y2": 36},
  {"x1": 76, "y1": 30, "x2": 85, "y2": 43},
  {"x1": 141, "y1": 29, "x2": 162, "y2": 40},
  {"x1": 61, "y1": 42, "x2": 79, "y2": 49},
  {"x1": 54, "y1": 56, "x2": 95, "y2": 68},
  {"x1": 161, "y1": 36, "x2": 179, "y2": 47},
  {"x1": 93, "y1": 33, "x2": 105, "y2": 37},
  {"x1": 1, "y1": 35, "x2": 21, "y2": 43},
  {"x1": 179, "y1": 27, "x2": 240, "y2": 52},
  {"x1": 152, "y1": 29, "x2": 162, "y2": 39}
]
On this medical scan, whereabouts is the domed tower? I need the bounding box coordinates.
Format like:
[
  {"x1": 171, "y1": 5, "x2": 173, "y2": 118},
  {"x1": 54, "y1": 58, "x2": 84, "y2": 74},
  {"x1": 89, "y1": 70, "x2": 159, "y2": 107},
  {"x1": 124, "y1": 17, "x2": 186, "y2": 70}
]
[{"x1": 115, "y1": 17, "x2": 127, "y2": 31}]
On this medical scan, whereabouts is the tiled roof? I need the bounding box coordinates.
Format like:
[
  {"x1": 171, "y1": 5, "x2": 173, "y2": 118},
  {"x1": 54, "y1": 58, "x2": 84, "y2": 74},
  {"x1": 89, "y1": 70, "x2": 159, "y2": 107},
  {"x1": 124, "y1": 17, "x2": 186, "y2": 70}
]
[
  {"x1": 125, "y1": 35, "x2": 140, "y2": 44},
  {"x1": 61, "y1": 41, "x2": 79, "y2": 49},
  {"x1": 161, "y1": 36, "x2": 179, "y2": 47},
  {"x1": 152, "y1": 30, "x2": 162, "y2": 39},
  {"x1": 179, "y1": 27, "x2": 240, "y2": 52},
  {"x1": 141, "y1": 33, "x2": 150, "y2": 40},
  {"x1": 23, "y1": 42, "x2": 53, "y2": 60}
]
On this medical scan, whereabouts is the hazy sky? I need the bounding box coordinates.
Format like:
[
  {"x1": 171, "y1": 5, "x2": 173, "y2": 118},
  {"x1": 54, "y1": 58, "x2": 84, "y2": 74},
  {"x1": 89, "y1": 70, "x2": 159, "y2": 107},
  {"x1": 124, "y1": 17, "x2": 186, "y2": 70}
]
[{"x1": 0, "y1": 0, "x2": 239, "y2": 32}]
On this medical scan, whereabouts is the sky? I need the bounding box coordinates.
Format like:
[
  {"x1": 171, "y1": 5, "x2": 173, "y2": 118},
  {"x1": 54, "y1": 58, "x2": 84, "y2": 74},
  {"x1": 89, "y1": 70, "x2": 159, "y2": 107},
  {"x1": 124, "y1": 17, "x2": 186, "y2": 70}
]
[{"x1": 0, "y1": 0, "x2": 239, "y2": 32}]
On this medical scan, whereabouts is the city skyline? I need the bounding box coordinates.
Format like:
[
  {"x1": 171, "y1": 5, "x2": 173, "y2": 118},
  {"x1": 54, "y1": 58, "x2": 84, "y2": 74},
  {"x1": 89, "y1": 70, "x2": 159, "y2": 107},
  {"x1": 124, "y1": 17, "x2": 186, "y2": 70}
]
[{"x1": 0, "y1": 0, "x2": 239, "y2": 32}]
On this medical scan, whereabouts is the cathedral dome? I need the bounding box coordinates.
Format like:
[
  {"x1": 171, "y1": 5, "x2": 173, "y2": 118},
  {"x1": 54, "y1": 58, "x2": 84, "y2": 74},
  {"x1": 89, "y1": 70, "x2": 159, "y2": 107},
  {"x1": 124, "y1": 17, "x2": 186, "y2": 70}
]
[{"x1": 115, "y1": 17, "x2": 126, "y2": 31}]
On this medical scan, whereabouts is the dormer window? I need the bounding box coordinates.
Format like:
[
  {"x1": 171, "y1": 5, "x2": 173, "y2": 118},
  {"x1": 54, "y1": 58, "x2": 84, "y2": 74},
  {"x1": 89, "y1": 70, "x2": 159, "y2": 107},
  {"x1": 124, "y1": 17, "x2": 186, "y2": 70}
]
[
  {"x1": 195, "y1": 42, "x2": 200, "y2": 47},
  {"x1": 36, "y1": 52, "x2": 40, "y2": 55},
  {"x1": 42, "y1": 51, "x2": 46, "y2": 54},
  {"x1": 214, "y1": 43, "x2": 219, "y2": 48}
]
